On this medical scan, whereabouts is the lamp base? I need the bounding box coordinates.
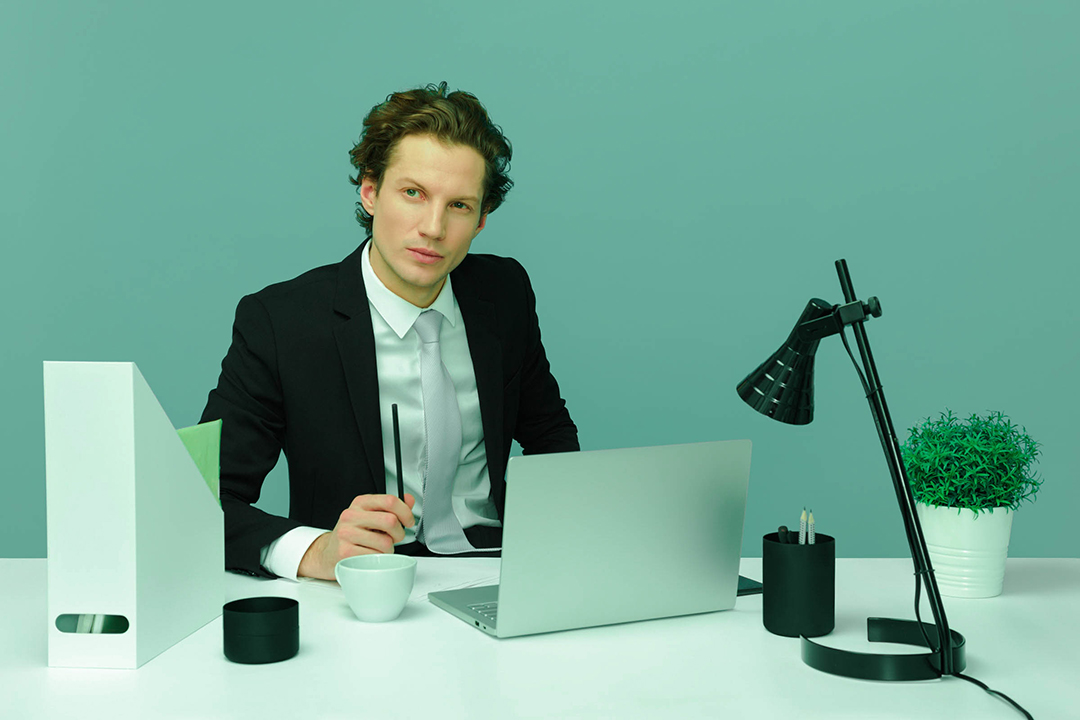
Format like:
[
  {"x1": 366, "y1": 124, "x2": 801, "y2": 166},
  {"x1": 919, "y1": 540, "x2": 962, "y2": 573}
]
[{"x1": 801, "y1": 617, "x2": 966, "y2": 681}]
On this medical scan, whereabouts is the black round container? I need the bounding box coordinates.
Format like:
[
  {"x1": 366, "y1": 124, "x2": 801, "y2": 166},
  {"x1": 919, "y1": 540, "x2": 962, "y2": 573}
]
[
  {"x1": 223, "y1": 597, "x2": 299, "y2": 664},
  {"x1": 762, "y1": 532, "x2": 835, "y2": 638}
]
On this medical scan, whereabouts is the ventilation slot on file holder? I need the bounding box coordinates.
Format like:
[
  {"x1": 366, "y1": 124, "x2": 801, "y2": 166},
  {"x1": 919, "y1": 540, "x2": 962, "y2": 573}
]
[{"x1": 55, "y1": 614, "x2": 130, "y2": 634}]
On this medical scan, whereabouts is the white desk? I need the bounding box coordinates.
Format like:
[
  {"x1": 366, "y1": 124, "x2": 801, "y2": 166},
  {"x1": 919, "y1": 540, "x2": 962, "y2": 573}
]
[{"x1": 2, "y1": 558, "x2": 1076, "y2": 719}]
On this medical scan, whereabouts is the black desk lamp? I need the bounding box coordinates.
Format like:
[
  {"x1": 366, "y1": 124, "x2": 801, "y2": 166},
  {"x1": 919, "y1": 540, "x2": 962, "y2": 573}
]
[{"x1": 737, "y1": 259, "x2": 966, "y2": 681}]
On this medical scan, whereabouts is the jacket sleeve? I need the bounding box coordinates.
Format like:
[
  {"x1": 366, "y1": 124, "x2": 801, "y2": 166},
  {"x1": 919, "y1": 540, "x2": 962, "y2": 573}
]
[
  {"x1": 200, "y1": 294, "x2": 303, "y2": 577},
  {"x1": 512, "y1": 262, "x2": 580, "y2": 455}
]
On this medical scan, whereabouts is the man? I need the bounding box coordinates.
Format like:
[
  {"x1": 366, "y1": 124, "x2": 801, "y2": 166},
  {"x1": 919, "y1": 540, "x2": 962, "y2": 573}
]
[{"x1": 200, "y1": 82, "x2": 578, "y2": 580}]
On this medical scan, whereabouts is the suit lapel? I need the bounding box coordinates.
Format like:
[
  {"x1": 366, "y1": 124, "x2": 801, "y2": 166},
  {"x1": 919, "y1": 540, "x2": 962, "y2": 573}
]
[
  {"x1": 453, "y1": 270, "x2": 505, "y2": 490},
  {"x1": 332, "y1": 242, "x2": 386, "y2": 494}
]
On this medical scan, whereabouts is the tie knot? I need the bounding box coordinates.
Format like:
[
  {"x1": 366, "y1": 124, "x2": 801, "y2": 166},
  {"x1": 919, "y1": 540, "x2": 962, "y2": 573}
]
[{"x1": 413, "y1": 310, "x2": 444, "y2": 344}]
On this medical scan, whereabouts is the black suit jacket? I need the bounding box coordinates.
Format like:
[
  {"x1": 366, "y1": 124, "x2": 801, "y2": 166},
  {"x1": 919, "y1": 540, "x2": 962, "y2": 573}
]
[{"x1": 200, "y1": 242, "x2": 579, "y2": 576}]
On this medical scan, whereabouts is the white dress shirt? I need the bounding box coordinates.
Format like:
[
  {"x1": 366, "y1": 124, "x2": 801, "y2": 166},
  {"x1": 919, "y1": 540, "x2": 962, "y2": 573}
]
[{"x1": 260, "y1": 243, "x2": 500, "y2": 579}]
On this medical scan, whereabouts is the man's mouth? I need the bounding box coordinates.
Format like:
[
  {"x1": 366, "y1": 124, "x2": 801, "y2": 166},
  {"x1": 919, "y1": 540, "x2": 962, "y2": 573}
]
[{"x1": 408, "y1": 247, "x2": 443, "y2": 265}]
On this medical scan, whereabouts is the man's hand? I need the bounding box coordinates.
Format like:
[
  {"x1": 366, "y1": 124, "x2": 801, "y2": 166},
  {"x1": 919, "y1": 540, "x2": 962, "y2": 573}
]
[{"x1": 298, "y1": 493, "x2": 416, "y2": 580}]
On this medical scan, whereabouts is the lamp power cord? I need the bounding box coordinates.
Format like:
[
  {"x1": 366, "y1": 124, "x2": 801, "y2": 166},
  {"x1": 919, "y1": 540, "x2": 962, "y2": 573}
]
[
  {"x1": 837, "y1": 325, "x2": 1035, "y2": 719},
  {"x1": 913, "y1": 574, "x2": 1033, "y2": 719}
]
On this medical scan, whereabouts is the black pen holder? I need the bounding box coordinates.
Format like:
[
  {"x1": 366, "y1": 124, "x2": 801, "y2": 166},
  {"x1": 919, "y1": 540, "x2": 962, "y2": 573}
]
[{"x1": 762, "y1": 532, "x2": 835, "y2": 638}]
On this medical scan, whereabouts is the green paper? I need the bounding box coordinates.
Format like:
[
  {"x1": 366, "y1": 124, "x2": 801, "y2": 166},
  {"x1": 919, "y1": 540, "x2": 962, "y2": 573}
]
[{"x1": 177, "y1": 419, "x2": 222, "y2": 505}]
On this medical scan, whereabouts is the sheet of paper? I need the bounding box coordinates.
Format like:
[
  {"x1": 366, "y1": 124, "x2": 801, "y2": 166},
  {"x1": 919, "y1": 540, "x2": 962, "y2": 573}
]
[
  {"x1": 409, "y1": 558, "x2": 500, "y2": 601},
  {"x1": 177, "y1": 419, "x2": 222, "y2": 504},
  {"x1": 297, "y1": 577, "x2": 340, "y2": 592}
]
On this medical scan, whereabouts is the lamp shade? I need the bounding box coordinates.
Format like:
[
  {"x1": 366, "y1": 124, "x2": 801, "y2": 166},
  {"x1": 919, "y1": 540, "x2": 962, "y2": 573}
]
[{"x1": 736, "y1": 298, "x2": 833, "y2": 425}]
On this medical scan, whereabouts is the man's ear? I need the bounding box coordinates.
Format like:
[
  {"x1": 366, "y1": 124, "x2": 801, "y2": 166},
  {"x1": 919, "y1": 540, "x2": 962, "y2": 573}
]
[
  {"x1": 359, "y1": 176, "x2": 378, "y2": 214},
  {"x1": 476, "y1": 212, "x2": 488, "y2": 233}
]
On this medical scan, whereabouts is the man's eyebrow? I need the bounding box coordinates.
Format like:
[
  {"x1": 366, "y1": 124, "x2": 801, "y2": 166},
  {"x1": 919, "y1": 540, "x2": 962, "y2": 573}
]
[{"x1": 398, "y1": 177, "x2": 479, "y2": 204}]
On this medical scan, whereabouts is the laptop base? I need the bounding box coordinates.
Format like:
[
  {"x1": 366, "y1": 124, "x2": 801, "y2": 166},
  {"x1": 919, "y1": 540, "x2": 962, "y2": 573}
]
[{"x1": 430, "y1": 574, "x2": 763, "y2": 637}]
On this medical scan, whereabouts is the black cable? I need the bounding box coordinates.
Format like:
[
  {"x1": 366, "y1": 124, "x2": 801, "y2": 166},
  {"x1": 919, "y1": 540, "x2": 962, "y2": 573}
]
[
  {"x1": 838, "y1": 317, "x2": 1034, "y2": 718},
  {"x1": 837, "y1": 324, "x2": 873, "y2": 399},
  {"x1": 910, "y1": 545, "x2": 1034, "y2": 718},
  {"x1": 952, "y1": 672, "x2": 1034, "y2": 720},
  {"x1": 912, "y1": 570, "x2": 938, "y2": 653}
]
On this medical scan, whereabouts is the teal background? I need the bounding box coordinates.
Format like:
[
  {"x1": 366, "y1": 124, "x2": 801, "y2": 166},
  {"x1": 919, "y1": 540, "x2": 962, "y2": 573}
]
[{"x1": 3, "y1": 1, "x2": 1077, "y2": 559}]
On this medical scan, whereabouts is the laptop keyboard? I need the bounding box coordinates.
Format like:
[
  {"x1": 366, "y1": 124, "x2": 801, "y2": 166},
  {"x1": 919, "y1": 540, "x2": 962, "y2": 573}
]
[{"x1": 468, "y1": 601, "x2": 499, "y2": 623}]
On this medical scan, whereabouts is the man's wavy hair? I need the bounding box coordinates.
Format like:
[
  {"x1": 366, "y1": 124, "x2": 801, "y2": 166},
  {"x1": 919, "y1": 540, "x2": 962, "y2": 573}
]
[{"x1": 349, "y1": 82, "x2": 513, "y2": 238}]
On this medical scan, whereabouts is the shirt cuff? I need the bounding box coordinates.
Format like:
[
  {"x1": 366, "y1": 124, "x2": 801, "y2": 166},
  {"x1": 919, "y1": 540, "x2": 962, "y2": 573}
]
[{"x1": 260, "y1": 526, "x2": 329, "y2": 581}]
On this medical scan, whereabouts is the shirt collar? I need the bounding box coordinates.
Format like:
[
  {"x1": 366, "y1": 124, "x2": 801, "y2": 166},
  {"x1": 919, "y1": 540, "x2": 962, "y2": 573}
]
[{"x1": 362, "y1": 241, "x2": 459, "y2": 339}]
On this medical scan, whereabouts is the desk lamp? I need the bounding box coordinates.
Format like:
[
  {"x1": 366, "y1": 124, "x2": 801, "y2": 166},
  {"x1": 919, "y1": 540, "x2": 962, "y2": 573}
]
[{"x1": 736, "y1": 259, "x2": 966, "y2": 681}]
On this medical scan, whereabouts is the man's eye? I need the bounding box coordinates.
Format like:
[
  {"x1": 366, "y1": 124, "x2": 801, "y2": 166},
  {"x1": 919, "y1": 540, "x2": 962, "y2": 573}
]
[
  {"x1": 452, "y1": 202, "x2": 469, "y2": 210},
  {"x1": 404, "y1": 188, "x2": 420, "y2": 198}
]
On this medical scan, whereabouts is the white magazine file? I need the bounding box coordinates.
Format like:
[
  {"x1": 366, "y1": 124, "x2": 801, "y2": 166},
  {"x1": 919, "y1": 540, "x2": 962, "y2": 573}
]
[{"x1": 43, "y1": 361, "x2": 224, "y2": 669}]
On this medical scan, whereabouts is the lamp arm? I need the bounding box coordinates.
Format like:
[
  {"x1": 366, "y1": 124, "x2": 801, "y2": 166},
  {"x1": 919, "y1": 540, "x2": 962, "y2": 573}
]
[{"x1": 834, "y1": 259, "x2": 955, "y2": 675}]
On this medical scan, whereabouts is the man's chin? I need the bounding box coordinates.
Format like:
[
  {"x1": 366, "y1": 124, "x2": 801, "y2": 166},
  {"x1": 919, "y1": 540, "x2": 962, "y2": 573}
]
[
  {"x1": 399, "y1": 273, "x2": 446, "y2": 305},
  {"x1": 402, "y1": 265, "x2": 444, "y2": 286}
]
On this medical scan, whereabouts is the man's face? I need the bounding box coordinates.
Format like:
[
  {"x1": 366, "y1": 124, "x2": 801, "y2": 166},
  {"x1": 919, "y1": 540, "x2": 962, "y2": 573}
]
[{"x1": 360, "y1": 133, "x2": 488, "y2": 308}]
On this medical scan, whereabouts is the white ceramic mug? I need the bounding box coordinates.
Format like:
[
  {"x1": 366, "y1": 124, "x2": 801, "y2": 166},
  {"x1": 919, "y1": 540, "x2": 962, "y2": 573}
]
[{"x1": 334, "y1": 555, "x2": 417, "y2": 622}]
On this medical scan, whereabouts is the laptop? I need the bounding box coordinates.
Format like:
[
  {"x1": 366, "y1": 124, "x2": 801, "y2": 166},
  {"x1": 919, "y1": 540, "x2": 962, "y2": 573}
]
[{"x1": 428, "y1": 439, "x2": 753, "y2": 638}]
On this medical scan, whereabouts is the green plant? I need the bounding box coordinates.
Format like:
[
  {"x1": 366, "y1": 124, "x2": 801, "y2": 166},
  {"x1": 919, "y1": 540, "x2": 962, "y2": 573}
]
[{"x1": 901, "y1": 410, "x2": 1041, "y2": 513}]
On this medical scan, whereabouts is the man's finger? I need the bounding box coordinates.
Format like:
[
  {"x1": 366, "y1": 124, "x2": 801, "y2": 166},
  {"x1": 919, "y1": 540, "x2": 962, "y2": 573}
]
[
  {"x1": 345, "y1": 528, "x2": 397, "y2": 555},
  {"x1": 357, "y1": 511, "x2": 406, "y2": 544},
  {"x1": 352, "y1": 494, "x2": 415, "y2": 528}
]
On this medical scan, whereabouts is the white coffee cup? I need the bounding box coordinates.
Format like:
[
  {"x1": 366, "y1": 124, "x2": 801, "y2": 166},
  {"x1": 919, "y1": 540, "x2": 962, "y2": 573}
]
[{"x1": 334, "y1": 555, "x2": 417, "y2": 622}]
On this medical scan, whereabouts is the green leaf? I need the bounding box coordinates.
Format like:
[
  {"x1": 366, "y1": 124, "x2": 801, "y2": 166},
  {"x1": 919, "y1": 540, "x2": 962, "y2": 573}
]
[{"x1": 902, "y1": 409, "x2": 1041, "y2": 511}]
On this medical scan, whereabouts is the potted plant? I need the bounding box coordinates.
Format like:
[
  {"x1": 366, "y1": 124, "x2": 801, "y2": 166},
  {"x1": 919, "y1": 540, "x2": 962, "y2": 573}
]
[{"x1": 901, "y1": 410, "x2": 1041, "y2": 598}]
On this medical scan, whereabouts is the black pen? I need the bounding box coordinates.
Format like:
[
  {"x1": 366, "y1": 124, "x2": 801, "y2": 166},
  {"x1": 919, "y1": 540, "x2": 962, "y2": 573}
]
[{"x1": 392, "y1": 403, "x2": 404, "y2": 501}]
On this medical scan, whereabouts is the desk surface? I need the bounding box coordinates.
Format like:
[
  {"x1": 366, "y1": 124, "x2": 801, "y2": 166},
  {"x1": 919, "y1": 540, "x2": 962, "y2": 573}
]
[{"x1": 2, "y1": 558, "x2": 1077, "y2": 719}]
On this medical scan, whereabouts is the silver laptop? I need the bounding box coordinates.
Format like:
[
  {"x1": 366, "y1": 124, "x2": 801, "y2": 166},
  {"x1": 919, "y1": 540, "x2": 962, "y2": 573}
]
[{"x1": 428, "y1": 439, "x2": 752, "y2": 638}]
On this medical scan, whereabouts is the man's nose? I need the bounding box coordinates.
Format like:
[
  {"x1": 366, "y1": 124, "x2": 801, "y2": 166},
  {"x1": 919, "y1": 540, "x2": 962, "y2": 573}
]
[{"x1": 418, "y1": 206, "x2": 446, "y2": 240}]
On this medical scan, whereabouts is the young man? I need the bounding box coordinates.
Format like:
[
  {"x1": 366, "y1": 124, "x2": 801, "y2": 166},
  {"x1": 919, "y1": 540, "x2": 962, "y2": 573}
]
[{"x1": 200, "y1": 82, "x2": 578, "y2": 580}]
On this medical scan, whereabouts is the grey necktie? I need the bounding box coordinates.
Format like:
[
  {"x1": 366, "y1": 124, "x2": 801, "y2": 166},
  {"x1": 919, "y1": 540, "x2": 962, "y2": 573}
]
[{"x1": 412, "y1": 310, "x2": 473, "y2": 553}]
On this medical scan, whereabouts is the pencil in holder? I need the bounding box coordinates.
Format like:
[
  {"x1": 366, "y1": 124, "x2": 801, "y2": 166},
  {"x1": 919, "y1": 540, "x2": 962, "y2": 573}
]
[{"x1": 762, "y1": 532, "x2": 835, "y2": 638}]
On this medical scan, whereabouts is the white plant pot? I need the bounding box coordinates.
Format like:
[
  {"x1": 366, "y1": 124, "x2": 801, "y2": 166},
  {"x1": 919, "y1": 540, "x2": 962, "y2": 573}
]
[{"x1": 916, "y1": 502, "x2": 1014, "y2": 598}]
